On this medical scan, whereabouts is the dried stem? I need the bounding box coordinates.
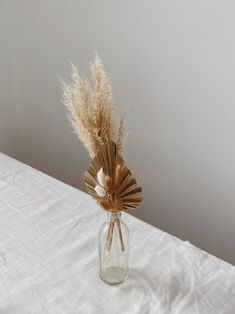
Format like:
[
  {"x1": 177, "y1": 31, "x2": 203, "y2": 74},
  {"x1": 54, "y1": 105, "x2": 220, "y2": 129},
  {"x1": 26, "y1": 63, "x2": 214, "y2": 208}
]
[
  {"x1": 105, "y1": 216, "x2": 125, "y2": 251},
  {"x1": 108, "y1": 218, "x2": 115, "y2": 250},
  {"x1": 117, "y1": 218, "x2": 125, "y2": 251}
]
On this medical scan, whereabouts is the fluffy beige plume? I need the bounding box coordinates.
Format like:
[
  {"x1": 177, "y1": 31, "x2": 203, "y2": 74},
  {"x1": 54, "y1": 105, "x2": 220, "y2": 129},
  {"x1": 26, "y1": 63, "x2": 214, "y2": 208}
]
[{"x1": 62, "y1": 54, "x2": 126, "y2": 158}]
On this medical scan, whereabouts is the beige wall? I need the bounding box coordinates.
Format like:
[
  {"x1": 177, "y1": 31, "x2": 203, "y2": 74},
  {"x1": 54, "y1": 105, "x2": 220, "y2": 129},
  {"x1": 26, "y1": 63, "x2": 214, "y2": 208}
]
[{"x1": 2, "y1": 0, "x2": 235, "y2": 264}]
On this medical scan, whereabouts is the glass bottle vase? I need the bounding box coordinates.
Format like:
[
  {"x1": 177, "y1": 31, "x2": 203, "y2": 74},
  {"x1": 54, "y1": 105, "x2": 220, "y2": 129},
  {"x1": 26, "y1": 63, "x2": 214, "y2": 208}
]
[{"x1": 99, "y1": 211, "x2": 129, "y2": 285}]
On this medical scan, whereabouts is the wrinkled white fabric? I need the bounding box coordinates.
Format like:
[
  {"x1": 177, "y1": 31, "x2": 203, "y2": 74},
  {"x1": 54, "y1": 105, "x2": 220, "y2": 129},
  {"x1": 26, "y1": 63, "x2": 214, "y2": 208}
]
[{"x1": 0, "y1": 153, "x2": 234, "y2": 314}]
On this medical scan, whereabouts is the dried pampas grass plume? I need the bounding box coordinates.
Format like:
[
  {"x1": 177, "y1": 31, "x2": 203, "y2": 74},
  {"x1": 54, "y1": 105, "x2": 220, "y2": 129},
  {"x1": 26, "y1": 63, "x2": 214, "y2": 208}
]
[{"x1": 62, "y1": 54, "x2": 126, "y2": 158}]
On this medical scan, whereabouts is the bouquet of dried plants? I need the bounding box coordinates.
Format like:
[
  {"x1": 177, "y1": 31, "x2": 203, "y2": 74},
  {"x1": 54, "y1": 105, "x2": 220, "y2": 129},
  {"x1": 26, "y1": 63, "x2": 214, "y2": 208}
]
[{"x1": 62, "y1": 55, "x2": 142, "y2": 251}]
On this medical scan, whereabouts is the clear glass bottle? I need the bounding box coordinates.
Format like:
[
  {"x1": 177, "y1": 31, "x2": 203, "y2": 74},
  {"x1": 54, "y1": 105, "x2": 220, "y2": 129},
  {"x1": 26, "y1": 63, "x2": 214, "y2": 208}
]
[{"x1": 99, "y1": 211, "x2": 129, "y2": 285}]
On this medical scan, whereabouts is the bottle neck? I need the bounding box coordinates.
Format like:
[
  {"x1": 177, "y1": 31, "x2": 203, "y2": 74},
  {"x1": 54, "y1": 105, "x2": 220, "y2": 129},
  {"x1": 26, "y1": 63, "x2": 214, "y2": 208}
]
[{"x1": 107, "y1": 211, "x2": 121, "y2": 221}]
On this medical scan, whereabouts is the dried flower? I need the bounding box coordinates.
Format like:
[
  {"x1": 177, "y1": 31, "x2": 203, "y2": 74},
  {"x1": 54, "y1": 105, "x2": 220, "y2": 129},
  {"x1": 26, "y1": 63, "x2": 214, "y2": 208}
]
[
  {"x1": 97, "y1": 168, "x2": 105, "y2": 187},
  {"x1": 63, "y1": 55, "x2": 142, "y2": 252},
  {"x1": 104, "y1": 175, "x2": 113, "y2": 196},
  {"x1": 62, "y1": 54, "x2": 126, "y2": 158},
  {"x1": 95, "y1": 185, "x2": 106, "y2": 197}
]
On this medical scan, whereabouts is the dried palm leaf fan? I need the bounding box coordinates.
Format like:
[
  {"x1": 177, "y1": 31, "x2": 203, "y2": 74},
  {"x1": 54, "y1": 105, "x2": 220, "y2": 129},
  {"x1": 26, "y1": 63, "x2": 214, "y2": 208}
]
[
  {"x1": 84, "y1": 141, "x2": 142, "y2": 211},
  {"x1": 62, "y1": 54, "x2": 142, "y2": 251}
]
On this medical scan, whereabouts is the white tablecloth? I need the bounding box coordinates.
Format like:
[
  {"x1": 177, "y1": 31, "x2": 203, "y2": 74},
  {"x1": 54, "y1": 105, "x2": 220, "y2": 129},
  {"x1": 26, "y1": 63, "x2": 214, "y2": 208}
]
[{"x1": 0, "y1": 153, "x2": 234, "y2": 314}]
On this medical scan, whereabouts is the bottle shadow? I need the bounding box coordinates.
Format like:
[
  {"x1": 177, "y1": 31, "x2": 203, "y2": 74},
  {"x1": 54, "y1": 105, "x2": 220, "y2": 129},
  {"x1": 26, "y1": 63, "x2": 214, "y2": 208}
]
[{"x1": 114, "y1": 267, "x2": 159, "y2": 312}]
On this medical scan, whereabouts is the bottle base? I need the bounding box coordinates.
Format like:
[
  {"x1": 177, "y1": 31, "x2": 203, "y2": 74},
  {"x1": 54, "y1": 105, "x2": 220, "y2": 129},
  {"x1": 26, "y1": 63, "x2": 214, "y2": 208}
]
[{"x1": 100, "y1": 266, "x2": 128, "y2": 285}]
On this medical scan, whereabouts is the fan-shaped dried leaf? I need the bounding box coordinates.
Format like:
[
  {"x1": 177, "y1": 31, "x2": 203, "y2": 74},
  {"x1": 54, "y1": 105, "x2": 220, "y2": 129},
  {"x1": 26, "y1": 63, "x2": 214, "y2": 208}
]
[{"x1": 83, "y1": 141, "x2": 142, "y2": 211}]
